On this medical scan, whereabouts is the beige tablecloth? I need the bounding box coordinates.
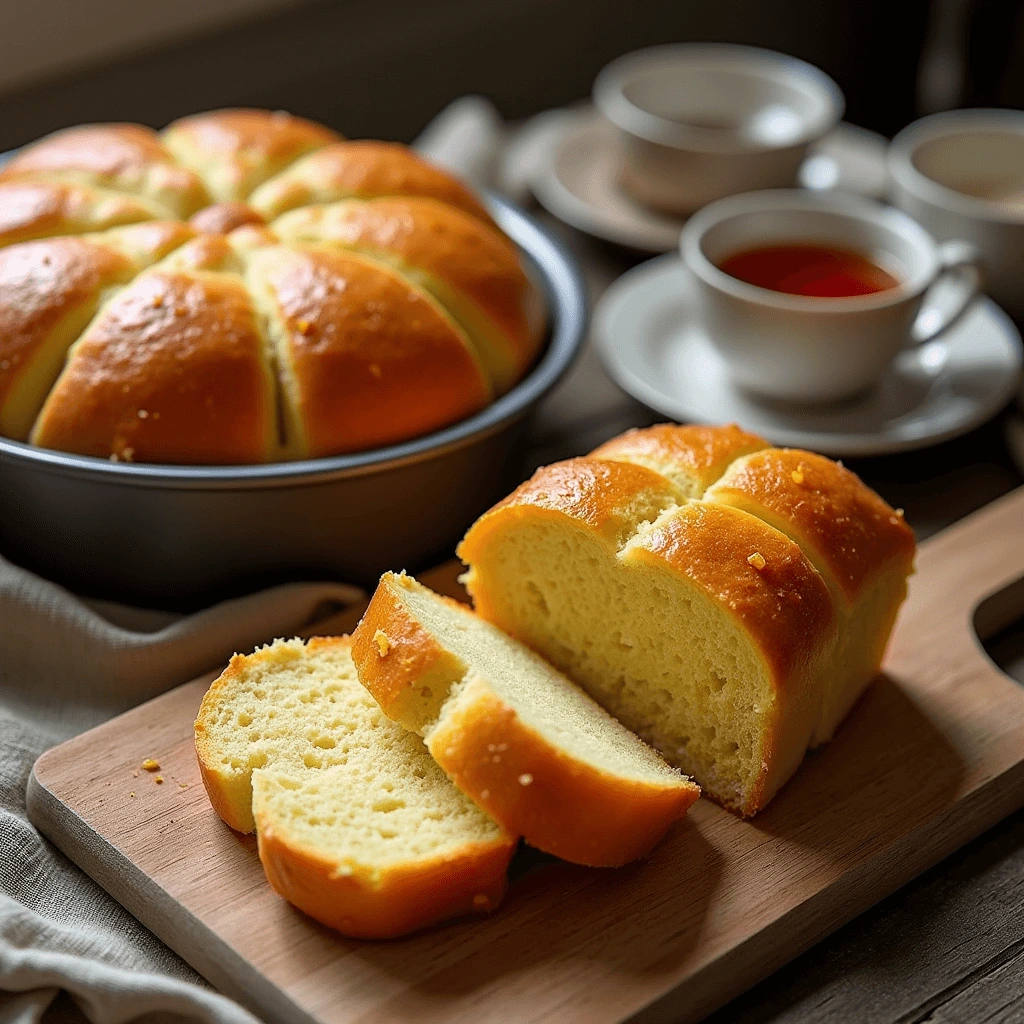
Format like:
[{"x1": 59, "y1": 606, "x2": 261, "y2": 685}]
[{"x1": 0, "y1": 550, "x2": 363, "y2": 1024}]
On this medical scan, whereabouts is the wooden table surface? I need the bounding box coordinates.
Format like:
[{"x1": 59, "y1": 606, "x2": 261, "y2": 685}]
[{"x1": 523, "y1": 219, "x2": 1024, "y2": 1024}]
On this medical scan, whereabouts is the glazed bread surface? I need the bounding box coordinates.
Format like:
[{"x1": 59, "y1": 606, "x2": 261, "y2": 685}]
[
  {"x1": 351, "y1": 572, "x2": 698, "y2": 867},
  {"x1": 162, "y1": 109, "x2": 340, "y2": 204},
  {"x1": 704, "y1": 448, "x2": 915, "y2": 743},
  {"x1": 247, "y1": 139, "x2": 494, "y2": 223},
  {"x1": 194, "y1": 636, "x2": 516, "y2": 939},
  {"x1": 458, "y1": 424, "x2": 915, "y2": 815},
  {"x1": 0, "y1": 123, "x2": 211, "y2": 218},
  {"x1": 271, "y1": 196, "x2": 543, "y2": 392},
  {"x1": 0, "y1": 109, "x2": 543, "y2": 463}
]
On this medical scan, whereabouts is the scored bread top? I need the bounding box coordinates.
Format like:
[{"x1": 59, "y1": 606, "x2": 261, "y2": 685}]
[
  {"x1": 162, "y1": 109, "x2": 341, "y2": 204},
  {"x1": 0, "y1": 237, "x2": 136, "y2": 439},
  {"x1": 626, "y1": 501, "x2": 836, "y2": 687},
  {"x1": 592, "y1": 423, "x2": 768, "y2": 497},
  {"x1": 248, "y1": 244, "x2": 491, "y2": 458},
  {"x1": 473, "y1": 456, "x2": 684, "y2": 550},
  {"x1": 705, "y1": 448, "x2": 916, "y2": 606},
  {"x1": 31, "y1": 266, "x2": 278, "y2": 463},
  {"x1": 461, "y1": 423, "x2": 908, "y2": 689},
  {"x1": 188, "y1": 202, "x2": 267, "y2": 235},
  {"x1": 0, "y1": 179, "x2": 161, "y2": 248},
  {"x1": 248, "y1": 140, "x2": 494, "y2": 223},
  {"x1": 271, "y1": 196, "x2": 541, "y2": 391},
  {"x1": 0, "y1": 110, "x2": 543, "y2": 464}
]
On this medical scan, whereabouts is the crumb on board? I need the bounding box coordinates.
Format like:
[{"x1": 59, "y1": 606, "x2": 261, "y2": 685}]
[
  {"x1": 141, "y1": 758, "x2": 160, "y2": 772},
  {"x1": 129, "y1": 792, "x2": 135, "y2": 798},
  {"x1": 154, "y1": 776, "x2": 164, "y2": 784}
]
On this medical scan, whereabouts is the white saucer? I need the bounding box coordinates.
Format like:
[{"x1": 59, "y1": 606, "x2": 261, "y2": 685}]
[
  {"x1": 531, "y1": 109, "x2": 890, "y2": 253},
  {"x1": 593, "y1": 255, "x2": 1024, "y2": 457}
]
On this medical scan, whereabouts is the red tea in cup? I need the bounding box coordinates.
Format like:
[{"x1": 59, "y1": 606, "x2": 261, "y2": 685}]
[{"x1": 717, "y1": 244, "x2": 899, "y2": 297}]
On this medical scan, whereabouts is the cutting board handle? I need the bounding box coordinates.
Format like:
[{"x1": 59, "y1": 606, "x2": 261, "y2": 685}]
[{"x1": 894, "y1": 487, "x2": 1024, "y2": 667}]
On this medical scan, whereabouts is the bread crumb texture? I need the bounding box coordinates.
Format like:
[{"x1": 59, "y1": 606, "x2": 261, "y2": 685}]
[
  {"x1": 459, "y1": 423, "x2": 915, "y2": 815},
  {"x1": 194, "y1": 636, "x2": 514, "y2": 937}
]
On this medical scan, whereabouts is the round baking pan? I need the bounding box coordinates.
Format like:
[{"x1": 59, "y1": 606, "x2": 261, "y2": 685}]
[{"x1": 0, "y1": 194, "x2": 588, "y2": 608}]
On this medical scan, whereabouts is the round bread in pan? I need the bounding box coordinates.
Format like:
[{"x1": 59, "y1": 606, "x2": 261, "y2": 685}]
[{"x1": 0, "y1": 108, "x2": 543, "y2": 464}]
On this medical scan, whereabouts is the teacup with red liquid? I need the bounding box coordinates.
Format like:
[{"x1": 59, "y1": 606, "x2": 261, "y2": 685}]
[{"x1": 681, "y1": 190, "x2": 980, "y2": 402}]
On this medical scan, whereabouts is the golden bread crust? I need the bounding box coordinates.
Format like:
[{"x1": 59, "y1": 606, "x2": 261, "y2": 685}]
[
  {"x1": 196, "y1": 635, "x2": 515, "y2": 939},
  {"x1": 271, "y1": 196, "x2": 541, "y2": 386},
  {"x1": 188, "y1": 202, "x2": 266, "y2": 235},
  {"x1": 351, "y1": 577, "x2": 466, "y2": 732},
  {"x1": 89, "y1": 220, "x2": 197, "y2": 267},
  {"x1": 0, "y1": 110, "x2": 535, "y2": 464},
  {"x1": 254, "y1": 245, "x2": 490, "y2": 456},
  {"x1": 1, "y1": 123, "x2": 210, "y2": 217},
  {"x1": 706, "y1": 448, "x2": 916, "y2": 605},
  {"x1": 461, "y1": 456, "x2": 683, "y2": 553},
  {"x1": 31, "y1": 269, "x2": 277, "y2": 463},
  {"x1": 591, "y1": 422, "x2": 768, "y2": 496},
  {"x1": 162, "y1": 108, "x2": 340, "y2": 202},
  {"x1": 628, "y1": 502, "x2": 837, "y2": 694},
  {"x1": 255, "y1": 809, "x2": 511, "y2": 940},
  {"x1": 0, "y1": 237, "x2": 135, "y2": 438},
  {"x1": 0, "y1": 179, "x2": 157, "y2": 247},
  {"x1": 352, "y1": 573, "x2": 698, "y2": 867},
  {"x1": 248, "y1": 139, "x2": 492, "y2": 222}
]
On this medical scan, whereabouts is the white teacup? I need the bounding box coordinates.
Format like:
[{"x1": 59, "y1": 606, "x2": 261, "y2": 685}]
[
  {"x1": 889, "y1": 109, "x2": 1024, "y2": 318},
  {"x1": 593, "y1": 44, "x2": 844, "y2": 216},
  {"x1": 680, "y1": 190, "x2": 980, "y2": 403}
]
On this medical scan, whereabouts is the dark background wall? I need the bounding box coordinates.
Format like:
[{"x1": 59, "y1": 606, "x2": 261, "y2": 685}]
[{"x1": 0, "y1": 0, "x2": 1022, "y2": 151}]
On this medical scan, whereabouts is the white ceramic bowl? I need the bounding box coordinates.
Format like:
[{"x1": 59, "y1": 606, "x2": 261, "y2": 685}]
[
  {"x1": 593, "y1": 44, "x2": 844, "y2": 215},
  {"x1": 889, "y1": 108, "x2": 1024, "y2": 317}
]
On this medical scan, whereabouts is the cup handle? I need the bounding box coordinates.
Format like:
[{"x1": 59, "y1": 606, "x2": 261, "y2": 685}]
[{"x1": 909, "y1": 239, "x2": 982, "y2": 347}]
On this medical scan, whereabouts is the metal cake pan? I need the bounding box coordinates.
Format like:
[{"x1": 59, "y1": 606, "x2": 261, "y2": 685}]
[{"x1": 0, "y1": 194, "x2": 587, "y2": 608}]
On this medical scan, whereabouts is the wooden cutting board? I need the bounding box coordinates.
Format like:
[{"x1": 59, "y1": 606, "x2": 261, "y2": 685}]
[{"x1": 27, "y1": 488, "x2": 1024, "y2": 1024}]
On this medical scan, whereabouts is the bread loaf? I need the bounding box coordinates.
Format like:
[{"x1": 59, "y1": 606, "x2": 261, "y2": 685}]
[
  {"x1": 0, "y1": 109, "x2": 543, "y2": 463},
  {"x1": 458, "y1": 424, "x2": 914, "y2": 815},
  {"x1": 194, "y1": 636, "x2": 516, "y2": 939},
  {"x1": 351, "y1": 572, "x2": 698, "y2": 867}
]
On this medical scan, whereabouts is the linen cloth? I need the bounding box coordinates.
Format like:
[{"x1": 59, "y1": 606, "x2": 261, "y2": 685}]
[
  {"x1": 0, "y1": 553, "x2": 363, "y2": 1024},
  {"x1": 0, "y1": 98, "x2": 506, "y2": 1024}
]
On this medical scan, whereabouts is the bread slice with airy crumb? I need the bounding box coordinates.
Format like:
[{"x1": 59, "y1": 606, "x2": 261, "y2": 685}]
[
  {"x1": 351, "y1": 572, "x2": 699, "y2": 868},
  {"x1": 194, "y1": 636, "x2": 516, "y2": 939}
]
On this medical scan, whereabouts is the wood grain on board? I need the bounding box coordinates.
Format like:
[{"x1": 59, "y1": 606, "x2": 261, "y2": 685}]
[{"x1": 27, "y1": 487, "x2": 1024, "y2": 1024}]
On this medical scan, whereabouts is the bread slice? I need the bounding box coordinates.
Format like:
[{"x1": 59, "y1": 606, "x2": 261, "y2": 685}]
[
  {"x1": 458, "y1": 424, "x2": 913, "y2": 815},
  {"x1": 351, "y1": 572, "x2": 699, "y2": 868},
  {"x1": 194, "y1": 636, "x2": 516, "y2": 939}
]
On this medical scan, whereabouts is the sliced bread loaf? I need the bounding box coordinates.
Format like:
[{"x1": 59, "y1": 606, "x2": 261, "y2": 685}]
[
  {"x1": 458, "y1": 424, "x2": 914, "y2": 815},
  {"x1": 194, "y1": 636, "x2": 516, "y2": 938},
  {"x1": 351, "y1": 572, "x2": 699, "y2": 867}
]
